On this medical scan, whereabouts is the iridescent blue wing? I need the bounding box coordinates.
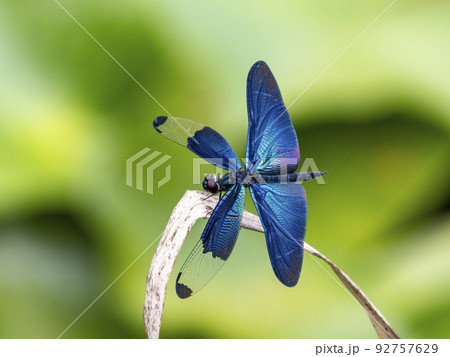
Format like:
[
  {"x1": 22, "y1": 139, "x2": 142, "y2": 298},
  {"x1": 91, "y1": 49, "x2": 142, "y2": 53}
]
[
  {"x1": 245, "y1": 61, "x2": 299, "y2": 174},
  {"x1": 154, "y1": 116, "x2": 241, "y2": 170},
  {"x1": 249, "y1": 183, "x2": 307, "y2": 287},
  {"x1": 176, "y1": 184, "x2": 246, "y2": 298}
]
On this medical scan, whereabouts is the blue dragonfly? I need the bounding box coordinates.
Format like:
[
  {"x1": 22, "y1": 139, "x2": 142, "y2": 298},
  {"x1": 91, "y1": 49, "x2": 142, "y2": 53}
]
[{"x1": 153, "y1": 61, "x2": 326, "y2": 298}]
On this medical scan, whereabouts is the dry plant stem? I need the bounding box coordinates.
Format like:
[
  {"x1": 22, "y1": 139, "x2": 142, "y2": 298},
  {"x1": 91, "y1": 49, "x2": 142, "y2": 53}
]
[{"x1": 144, "y1": 190, "x2": 399, "y2": 339}]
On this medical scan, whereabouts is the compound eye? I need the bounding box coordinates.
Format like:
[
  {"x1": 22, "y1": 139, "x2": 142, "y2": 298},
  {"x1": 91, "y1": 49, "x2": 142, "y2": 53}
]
[{"x1": 207, "y1": 179, "x2": 216, "y2": 191}]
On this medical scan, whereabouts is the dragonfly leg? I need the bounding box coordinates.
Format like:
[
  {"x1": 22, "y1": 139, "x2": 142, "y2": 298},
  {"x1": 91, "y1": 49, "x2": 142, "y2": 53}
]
[{"x1": 201, "y1": 192, "x2": 217, "y2": 201}]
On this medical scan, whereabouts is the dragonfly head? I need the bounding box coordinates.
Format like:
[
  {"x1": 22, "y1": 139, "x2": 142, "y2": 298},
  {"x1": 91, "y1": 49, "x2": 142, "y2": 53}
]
[{"x1": 202, "y1": 174, "x2": 219, "y2": 194}]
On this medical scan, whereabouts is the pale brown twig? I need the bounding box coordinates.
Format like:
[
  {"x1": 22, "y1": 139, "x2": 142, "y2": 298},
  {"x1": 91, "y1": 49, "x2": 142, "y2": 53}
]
[{"x1": 143, "y1": 190, "x2": 399, "y2": 339}]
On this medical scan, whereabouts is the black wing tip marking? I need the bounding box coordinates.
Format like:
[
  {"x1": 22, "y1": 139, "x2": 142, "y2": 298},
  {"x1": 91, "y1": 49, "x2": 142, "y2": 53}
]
[
  {"x1": 153, "y1": 116, "x2": 168, "y2": 133},
  {"x1": 176, "y1": 273, "x2": 193, "y2": 299},
  {"x1": 176, "y1": 283, "x2": 193, "y2": 299}
]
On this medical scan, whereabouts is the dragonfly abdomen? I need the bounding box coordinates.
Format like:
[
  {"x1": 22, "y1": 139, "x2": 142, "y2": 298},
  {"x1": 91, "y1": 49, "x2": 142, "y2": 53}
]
[
  {"x1": 256, "y1": 171, "x2": 327, "y2": 185},
  {"x1": 220, "y1": 171, "x2": 327, "y2": 189}
]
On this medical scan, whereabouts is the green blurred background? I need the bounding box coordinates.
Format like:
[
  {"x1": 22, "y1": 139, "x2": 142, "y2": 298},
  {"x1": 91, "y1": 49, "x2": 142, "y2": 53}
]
[{"x1": 1, "y1": 0, "x2": 449, "y2": 338}]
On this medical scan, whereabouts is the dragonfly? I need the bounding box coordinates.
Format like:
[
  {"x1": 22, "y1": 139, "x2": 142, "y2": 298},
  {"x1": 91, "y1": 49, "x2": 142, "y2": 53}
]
[{"x1": 153, "y1": 61, "x2": 327, "y2": 298}]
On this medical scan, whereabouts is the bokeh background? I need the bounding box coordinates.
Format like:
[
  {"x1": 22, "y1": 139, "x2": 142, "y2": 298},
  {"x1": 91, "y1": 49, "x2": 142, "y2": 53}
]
[{"x1": 1, "y1": 0, "x2": 449, "y2": 338}]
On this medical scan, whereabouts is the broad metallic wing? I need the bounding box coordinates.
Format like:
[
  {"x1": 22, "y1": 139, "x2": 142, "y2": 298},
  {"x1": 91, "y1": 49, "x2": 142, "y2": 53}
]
[
  {"x1": 154, "y1": 116, "x2": 241, "y2": 171},
  {"x1": 249, "y1": 182, "x2": 307, "y2": 287},
  {"x1": 245, "y1": 61, "x2": 299, "y2": 174},
  {"x1": 176, "y1": 184, "x2": 246, "y2": 298}
]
